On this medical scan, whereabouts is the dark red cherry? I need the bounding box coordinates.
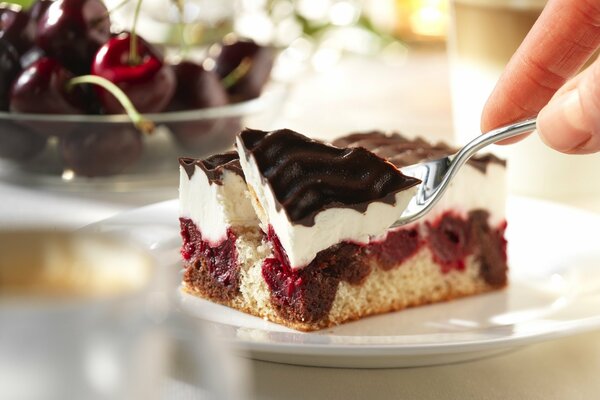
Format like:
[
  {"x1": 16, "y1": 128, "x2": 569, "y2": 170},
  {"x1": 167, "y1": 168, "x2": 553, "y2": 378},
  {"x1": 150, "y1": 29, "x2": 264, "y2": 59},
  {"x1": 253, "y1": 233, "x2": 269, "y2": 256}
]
[
  {"x1": 0, "y1": 3, "x2": 35, "y2": 54},
  {"x1": 168, "y1": 60, "x2": 228, "y2": 111},
  {"x1": 0, "y1": 39, "x2": 20, "y2": 111},
  {"x1": 92, "y1": 32, "x2": 176, "y2": 113},
  {"x1": 19, "y1": 46, "x2": 45, "y2": 69},
  {"x1": 167, "y1": 60, "x2": 240, "y2": 150},
  {"x1": 60, "y1": 125, "x2": 143, "y2": 177},
  {"x1": 9, "y1": 57, "x2": 86, "y2": 114},
  {"x1": 36, "y1": 0, "x2": 111, "y2": 74},
  {"x1": 213, "y1": 38, "x2": 274, "y2": 101},
  {"x1": 29, "y1": 0, "x2": 55, "y2": 22},
  {"x1": 169, "y1": 116, "x2": 241, "y2": 152},
  {"x1": 427, "y1": 213, "x2": 470, "y2": 273}
]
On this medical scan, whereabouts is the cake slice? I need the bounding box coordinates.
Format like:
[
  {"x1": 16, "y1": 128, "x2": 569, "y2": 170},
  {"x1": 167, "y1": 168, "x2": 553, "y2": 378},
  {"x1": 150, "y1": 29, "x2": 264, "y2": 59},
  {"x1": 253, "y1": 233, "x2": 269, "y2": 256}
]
[
  {"x1": 179, "y1": 152, "x2": 264, "y2": 303},
  {"x1": 236, "y1": 128, "x2": 420, "y2": 270},
  {"x1": 179, "y1": 129, "x2": 508, "y2": 331}
]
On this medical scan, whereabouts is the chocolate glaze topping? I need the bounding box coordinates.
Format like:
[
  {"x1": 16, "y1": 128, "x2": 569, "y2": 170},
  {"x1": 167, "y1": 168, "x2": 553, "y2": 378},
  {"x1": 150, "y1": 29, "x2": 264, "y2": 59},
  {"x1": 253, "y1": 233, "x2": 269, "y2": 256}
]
[
  {"x1": 237, "y1": 128, "x2": 421, "y2": 227},
  {"x1": 333, "y1": 131, "x2": 506, "y2": 173},
  {"x1": 179, "y1": 151, "x2": 244, "y2": 184}
]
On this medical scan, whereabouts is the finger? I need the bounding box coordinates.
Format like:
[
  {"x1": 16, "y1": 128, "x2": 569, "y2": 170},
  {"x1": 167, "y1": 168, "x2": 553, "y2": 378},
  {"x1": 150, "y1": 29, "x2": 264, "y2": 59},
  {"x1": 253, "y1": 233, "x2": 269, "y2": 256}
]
[
  {"x1": 553, "y1": 66, "x2": 587, "y2": 97},
  {"x1": 537, "y1": 56, "x2": 600, "y2": 154},
  {"x1": 481, "y1": 0, "x2": 600, "y2": 142},
  {"x1": 496, "y1": 64, "x2": 591, "y2": 145}
]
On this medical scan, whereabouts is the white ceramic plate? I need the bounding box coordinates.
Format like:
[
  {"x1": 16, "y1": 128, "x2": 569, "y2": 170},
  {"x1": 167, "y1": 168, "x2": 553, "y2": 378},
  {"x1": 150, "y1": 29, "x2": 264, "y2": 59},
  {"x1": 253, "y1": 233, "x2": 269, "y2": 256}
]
[{"x1": 88, "y1": 197, "x2": 600, "y2": 368}]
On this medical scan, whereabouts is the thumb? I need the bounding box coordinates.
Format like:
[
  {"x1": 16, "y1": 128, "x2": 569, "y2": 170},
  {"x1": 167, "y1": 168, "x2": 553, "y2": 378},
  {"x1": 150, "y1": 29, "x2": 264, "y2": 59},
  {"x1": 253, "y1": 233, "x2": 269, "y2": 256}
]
[{"x1": 537, "y1": 56, "x2": 600, "y2": 154}]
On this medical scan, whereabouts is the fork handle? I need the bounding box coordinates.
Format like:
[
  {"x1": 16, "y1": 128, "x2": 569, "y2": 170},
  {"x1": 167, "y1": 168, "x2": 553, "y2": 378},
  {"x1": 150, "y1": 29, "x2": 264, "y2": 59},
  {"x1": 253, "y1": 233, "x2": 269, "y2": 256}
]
[
  {"x1": 394, "y1": 117, "x2": 537, "y2": 227},
  {"x1": 455, "y1": 117, "x2": 538, "y2": 165},
  {"x1": 432, "y1": 117, "x2": 537, "y2": 208}
]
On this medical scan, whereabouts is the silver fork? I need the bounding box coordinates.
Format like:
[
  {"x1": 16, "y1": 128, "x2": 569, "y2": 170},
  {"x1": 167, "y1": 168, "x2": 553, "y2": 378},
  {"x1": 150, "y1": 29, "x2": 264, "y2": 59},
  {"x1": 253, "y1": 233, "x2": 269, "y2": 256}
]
[{"x1": 392, "y1": 117, "x2": 537, "y2": 227}]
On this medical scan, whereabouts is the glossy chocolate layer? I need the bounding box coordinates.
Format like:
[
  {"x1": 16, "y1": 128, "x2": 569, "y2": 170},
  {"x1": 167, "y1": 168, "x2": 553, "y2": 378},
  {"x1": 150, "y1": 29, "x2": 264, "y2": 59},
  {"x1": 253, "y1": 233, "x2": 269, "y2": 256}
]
[
  {"x1": 333, "y1": 131, "x2": 506, "y2": 173},
  {"x1": 179, "y1": 151, "x2": 243, "y2": 184},
  {"x1": 237, "y1": 128, "x2": 421, "y2": 226}
]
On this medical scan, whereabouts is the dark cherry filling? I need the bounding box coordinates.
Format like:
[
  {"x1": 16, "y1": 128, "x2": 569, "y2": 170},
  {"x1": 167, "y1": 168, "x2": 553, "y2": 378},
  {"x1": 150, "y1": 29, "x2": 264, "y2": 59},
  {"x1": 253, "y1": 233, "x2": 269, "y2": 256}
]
[
  {"x1": 262, "y1": 226, "x2": 370, "y2": 324},
  {"x1": 179, "y1": 217, "x2": 197, "y2": 261},
  {"x1": 261, "y1": 212, "x2": 507, "y2": 323},
  {"x1": 426, "y1": 211, "x2": 507, "y2": 284},
  {"x1": 426, "y1": 213, "x2": 470, "y2": 272},
  {"x1": 468, "y1": 211, "x2": 508, "y2": 286},
  {"x1": 370, "y1": 228, "x2": 422, "y2": 270},
  {"x1": 179, "y1": 218, "x2": 241, "y2": 301},
  {"x1": 180, "y1": 210, "x2": 507, "y2": 324}
]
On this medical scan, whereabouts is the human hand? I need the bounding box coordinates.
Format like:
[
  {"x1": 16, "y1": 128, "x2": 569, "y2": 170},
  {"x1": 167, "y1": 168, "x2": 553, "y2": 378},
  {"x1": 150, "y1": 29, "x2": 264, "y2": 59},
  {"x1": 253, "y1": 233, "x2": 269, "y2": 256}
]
[{"x1": 481, "y1": 0, "x2": 600, "y2": 154}]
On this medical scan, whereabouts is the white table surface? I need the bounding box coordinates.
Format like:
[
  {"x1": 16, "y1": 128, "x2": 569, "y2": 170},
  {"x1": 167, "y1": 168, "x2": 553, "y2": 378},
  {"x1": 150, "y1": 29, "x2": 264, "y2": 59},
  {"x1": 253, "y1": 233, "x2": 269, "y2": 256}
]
[{"x1": 2, "y1": 48, "x2": 599, "y2": 400}]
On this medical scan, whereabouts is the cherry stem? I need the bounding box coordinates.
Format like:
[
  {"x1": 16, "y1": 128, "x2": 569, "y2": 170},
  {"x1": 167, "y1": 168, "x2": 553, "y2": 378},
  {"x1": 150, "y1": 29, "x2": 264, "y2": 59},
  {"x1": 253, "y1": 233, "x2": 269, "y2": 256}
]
[
  {"x1": 68, "y1": 76, "x2": 154, "y2": 134},
  {"x1": 174, "y1": 0, "x2": 189, "y2": 58},
  {"x1": 178, "y1": 23, "x2": 188, "y2": 58},
  {"x1": 129, "y1": 0, "x2": 144, "y2": 65},
  {"x1": 221, "y1": 57, "x2": 252, "y2": 89}
]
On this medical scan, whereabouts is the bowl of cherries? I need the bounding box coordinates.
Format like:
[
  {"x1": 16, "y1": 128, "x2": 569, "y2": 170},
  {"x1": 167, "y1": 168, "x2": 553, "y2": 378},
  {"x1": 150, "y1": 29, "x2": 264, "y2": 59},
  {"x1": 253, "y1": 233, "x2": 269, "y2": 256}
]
[{"x1": 0, "y1": 0, "x2": 282, "y2": 189}]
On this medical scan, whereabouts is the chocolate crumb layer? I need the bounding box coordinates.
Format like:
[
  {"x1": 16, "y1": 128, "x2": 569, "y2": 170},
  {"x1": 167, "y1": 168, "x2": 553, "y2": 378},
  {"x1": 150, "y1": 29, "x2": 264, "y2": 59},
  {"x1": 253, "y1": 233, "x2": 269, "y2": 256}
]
[
  {"x1": 333, "y1": 131, "x2": 506, "y2": 173},
  {"x1": 179, "y1": 152, "x2": 243, "y2": 183},
  {"x1": 180, "y1": 210, "x2": 507, "y2": 329},
  {"x1": 237, "y1": 128, "x2": 421, "y2": 226},
  {"x1": 262, "y1": 240, "x2": 371, "y2": 325},
  {"x1": 468, "y1": 210, "x2": 508, "y2": 287}
]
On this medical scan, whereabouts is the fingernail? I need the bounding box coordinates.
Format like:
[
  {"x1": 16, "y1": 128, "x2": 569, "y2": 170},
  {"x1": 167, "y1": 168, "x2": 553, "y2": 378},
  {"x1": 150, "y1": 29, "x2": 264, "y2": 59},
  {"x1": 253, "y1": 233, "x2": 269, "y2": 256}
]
[{"x1": 537, "y1": 90, "x2": 591, "y2": 153}]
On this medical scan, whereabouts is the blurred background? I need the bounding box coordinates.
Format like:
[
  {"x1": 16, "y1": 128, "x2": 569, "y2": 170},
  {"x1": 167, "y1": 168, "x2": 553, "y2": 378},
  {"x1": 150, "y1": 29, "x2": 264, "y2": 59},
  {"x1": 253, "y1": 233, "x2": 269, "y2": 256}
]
[
  {"x1": 5, "y1": 0, "x2": 599, "y2": 205},
  {"x1": 3, "y1": 0, "x2": 456, "y2": 191},
  {"x1": 100, "y1": 0, "x2": 597, "y2": 206},
  {"x1": 0, "y1": 0, "x2": 552, "y2": 195}
]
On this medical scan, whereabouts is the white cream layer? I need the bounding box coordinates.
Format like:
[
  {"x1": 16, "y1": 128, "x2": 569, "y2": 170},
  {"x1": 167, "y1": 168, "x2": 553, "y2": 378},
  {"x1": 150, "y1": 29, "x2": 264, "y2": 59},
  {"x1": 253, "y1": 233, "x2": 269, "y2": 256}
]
[
  {"x1": 237, "y1": 136, "x2": 418, "y2": 270},
  {"x1": 418, "y1": 162, "x2": 506, "y2": 227},
  {"x1": 179, "y1": 165, "x2": 258, "y2": 245},
  {"x1": 180, "y1": 147, "x2": 506, "y2": 267}
]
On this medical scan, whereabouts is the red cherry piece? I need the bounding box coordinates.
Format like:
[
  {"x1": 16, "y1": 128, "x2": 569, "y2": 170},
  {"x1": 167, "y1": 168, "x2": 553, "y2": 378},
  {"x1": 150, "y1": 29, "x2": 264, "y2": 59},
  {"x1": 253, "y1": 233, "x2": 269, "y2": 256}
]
[
  {"x1": 92, "y1": 33, "x2": 175, "y2": 114},
  {"x1": 0, "y1": 39, "x2": 21, "y2": 111},
  {"x1": 36, "y1": 0, "x2": 110, "y2": 74},
  {"x1": 426, "y1": 212, "x2": 470, "y2": 273},
  {"x1": 0, "y1": 3, "x2": 35, "y2": 54},
  {"x1": 371, "y1": 228, "x2": 422, "y2": 270},
  {"x1": 9, "y1": 57, "x2": 85, "y2": 114}
]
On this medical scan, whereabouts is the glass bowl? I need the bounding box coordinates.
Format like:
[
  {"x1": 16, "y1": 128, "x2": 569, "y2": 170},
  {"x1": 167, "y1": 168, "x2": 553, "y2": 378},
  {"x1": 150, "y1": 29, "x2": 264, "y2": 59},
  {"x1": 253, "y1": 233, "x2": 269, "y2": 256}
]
[{"x1": 0, "y1": 82, "x2": 288, "y2": 191}]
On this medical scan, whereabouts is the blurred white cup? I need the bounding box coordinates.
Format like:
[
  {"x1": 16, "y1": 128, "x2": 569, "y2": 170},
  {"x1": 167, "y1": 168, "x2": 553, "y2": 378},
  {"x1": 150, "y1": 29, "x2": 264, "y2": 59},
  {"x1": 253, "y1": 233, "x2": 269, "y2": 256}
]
[
  {"x1": 0, "y1": 231, "x2": 247, "y2": 400},
  {"x1": 449, "y1": 0, "x2": 600, "y2": 200}
]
